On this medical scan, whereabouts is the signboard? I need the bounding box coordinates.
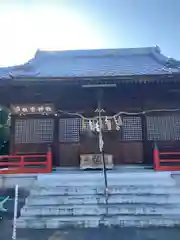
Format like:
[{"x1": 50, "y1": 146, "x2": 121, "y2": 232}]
[
  {"x1": 80, "y1": 154, "x2": 113, "y2": 169},
  {"x1": 11, "y1": 104, "x2": 54, "y2": 115}
]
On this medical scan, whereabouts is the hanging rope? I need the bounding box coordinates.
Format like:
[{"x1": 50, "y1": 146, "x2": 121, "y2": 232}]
[{"x1": 58, "y1": 108, "x2": 180, "y2": 121}]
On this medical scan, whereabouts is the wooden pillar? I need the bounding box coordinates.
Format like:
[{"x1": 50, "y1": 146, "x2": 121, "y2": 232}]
[
  {"x1": 10, "y1": 115, "x2": 16, "y2": 154},
  {"x1": 53, "y1": 114, "x2": 60, "y2": 167},
  {"x1": 141, "y1": 114, "x2": 149, "y2": 165},
  {"x1": 153, "y1": 143, "x2": 160, "y2": 170}
]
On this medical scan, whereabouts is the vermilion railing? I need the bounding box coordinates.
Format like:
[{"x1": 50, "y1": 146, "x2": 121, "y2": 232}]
[
  {"x1": 0, "y1": 148, "x2": 52, "y2": 174},
  {"x1": 153, "y1": 143, "x2": 180, "y2": 171}
]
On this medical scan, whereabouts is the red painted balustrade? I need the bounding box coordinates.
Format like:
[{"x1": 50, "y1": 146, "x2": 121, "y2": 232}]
[
  {"x1": 153, "y1": 143, "x2": 180, "y2": 171},
  {"x1": 0, "y1": 148, "x2": 52, "y2": 174}
]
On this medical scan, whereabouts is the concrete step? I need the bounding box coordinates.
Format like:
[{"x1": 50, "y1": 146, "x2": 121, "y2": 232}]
[
  {"x1": 20, "y1": 204, "x2": 180, "y2": 217},
  {"x1": 37, "y1": 172, "x2": 172, "y2": 181},
  {"x1": 35, "y1": 178, "x2": 176, "y2": 187},
  {"x1": 14, "y1": 171, "x2": 180, "y2": 229},
  {"x1": 16, "y1": 215, "x2": 180, "y2": 229},
  {"x1": 35, "y1": 179, "x2": 176, "y2": 187},
  {"x1": 36, "y1": 172, "x2": 175, "y2": 187},
  {"x1": 30, "y1": 185, "x2": 180, "y2": 196},
  {"x1": 25, "y1": 194, "x2": 180, "y2": 205}
]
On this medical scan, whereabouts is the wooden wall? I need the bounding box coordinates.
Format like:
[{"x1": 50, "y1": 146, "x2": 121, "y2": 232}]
[
  {"x1": 10, "y1": 115, "x2": 55, "y2": 155},
  {"x1": 8, "y1": 81, "x2": 180, "y2": 167}
]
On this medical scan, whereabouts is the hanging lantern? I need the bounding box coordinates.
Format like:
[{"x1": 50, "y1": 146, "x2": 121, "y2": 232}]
[
  {"x1": 89, "y1": 120, "x2": 94, "y2": 131},
  {"x1": 116, "y1": 125, "x2": 120, "y2": 131},
  {"x1": 118, "y1": 116, "x2": 123, "y2": 126},
  {"x1": 89, "y1": 120, "x2": 96, "y2": 131},
  {"x1": 82, "y1": 118, "x2": 86, "y2": 130},
  {"x1": 114, "y1": 116, "x2": 121, "y2": 131},
  {"x1": 22, "y1": 107, "x2": 28, "y2": 113},
  {"x1": 95, "y1": 121, "x2": 100, "y2": 132},
  {"x1": 105, "y1": 117, "x2": 112, "y2": 131},
  {"x1": 99, "y1": 133, "x2": 104, "y2": 152}
]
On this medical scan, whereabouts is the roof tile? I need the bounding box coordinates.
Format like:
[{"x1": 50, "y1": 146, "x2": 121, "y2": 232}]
[{"x1": 0, "y1": 46, "x2": 180, "y2": 79}]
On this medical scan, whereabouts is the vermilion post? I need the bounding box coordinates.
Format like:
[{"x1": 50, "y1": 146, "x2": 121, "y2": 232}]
[
  {"x1": 46, "y1": 146, "x2": 52, "y2": 172},
  {"x1": 20, "y1": 156, "x2": 24, "y2": 170},
  {"x1": 153, "y1": 143, "x2": 160, "y2": 171}
]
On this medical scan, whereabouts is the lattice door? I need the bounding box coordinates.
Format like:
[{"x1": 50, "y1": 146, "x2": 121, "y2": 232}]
[
  {"x1": 59, "y1": 118, "x2": 82, "y2": 142},
  {"x1": 15, "y1": 118, "x2": 54, "y2": 144},
  {"x1": 146, "y1": 115, "x2": 180, "y2": 141},
  {"x1": 121, "y1": 116, "x2": 143, "y2": 141}
]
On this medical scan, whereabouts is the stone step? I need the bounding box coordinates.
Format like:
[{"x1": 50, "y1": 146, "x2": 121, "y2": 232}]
[
  {"x1": 37, "y1": 172, "x2": 172, "y2": 181},
  {"x1": 20, "y1": 204, "x2": 180, "y2": 217},
  {"x1": 30, "y1": 185, "x2": 180, "y2": 196},
  {"x1": 36, "y1": 172, "x2": 175, "y2": 187},
  {"x1": 16, "y1": 215, "x2": 180, "y2": 229},
  {"x1": 25, "y1": 194, "x2": 180, "y2": 205},
  {"x1": 35, "y1": 178, "x2": 176, "y2": 187}
]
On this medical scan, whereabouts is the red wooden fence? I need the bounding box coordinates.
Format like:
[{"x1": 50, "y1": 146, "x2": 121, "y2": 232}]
[
  {"x1": 0, "y1": 148, "x2": 52, "y2": 174},
  {"x1": 153, "y1": 143, "x2": 180, "y2": 171}
]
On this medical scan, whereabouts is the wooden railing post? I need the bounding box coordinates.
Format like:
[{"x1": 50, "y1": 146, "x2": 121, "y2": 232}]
[
  {"x1": 153, "y1": 142, "x2": 160, "y2": 171},
  {"x1": 46, "y1": 145, "x2": 52, "y2": 172},
  {"x1": 20, "y1": 156, "x2": 24, "y2": 170}
]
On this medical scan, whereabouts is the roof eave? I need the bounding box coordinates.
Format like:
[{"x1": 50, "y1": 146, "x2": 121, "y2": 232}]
[{"x1": 0, "y1": 73, "x2": 179, "y2": 86}]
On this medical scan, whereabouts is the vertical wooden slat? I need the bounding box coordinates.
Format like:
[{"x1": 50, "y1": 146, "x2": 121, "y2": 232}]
[
  {"x1": 10, "y1": 115, "x2": 16, "y2": 154},
  {"x1": 12, "y1": 115, "x2": 54, "y2": 155},
  {"x1": 141, "y1": 114, "x2": 150, "y2": 164},
  {"x1": 53, "y1": 115, "x2": 59, "y2": 166},
  {"x1": 153, "y1": 143, "x2": 160, "y2": 170}
]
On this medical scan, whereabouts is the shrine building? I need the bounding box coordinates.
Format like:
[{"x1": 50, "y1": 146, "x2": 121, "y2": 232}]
[{"x1": 0, "y1": 46, "x2": 180, "y2": 169}]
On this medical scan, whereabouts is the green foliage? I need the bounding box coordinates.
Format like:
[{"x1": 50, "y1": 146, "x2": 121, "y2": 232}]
[{"x1": 0, "y1": 106, "x2": 10, "y2": 153}]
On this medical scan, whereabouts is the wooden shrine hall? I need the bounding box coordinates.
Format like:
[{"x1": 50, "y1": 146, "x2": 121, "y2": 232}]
[{"x1": 0, "y1": 46, "x2": 180, "y2": 170}]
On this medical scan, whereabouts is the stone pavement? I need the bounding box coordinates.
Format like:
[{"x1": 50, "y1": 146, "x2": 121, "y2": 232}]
[{"x1": 1, "y1": 219, "x2": 180, "y2": 240}]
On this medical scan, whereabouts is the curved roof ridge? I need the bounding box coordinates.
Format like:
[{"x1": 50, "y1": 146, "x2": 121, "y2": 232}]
[
  {"x1": 34, "y1": 47, "x2": 156, "y2": 59},
  {"x1": 151, "y1": 46, "x2": 180, "y2": 69},
  {"x1": 151, "y1": 46, "x2": 169, "y2": 64},
  {"x1": 0, "y1": 46, "x2": 180, "y2": 79}
]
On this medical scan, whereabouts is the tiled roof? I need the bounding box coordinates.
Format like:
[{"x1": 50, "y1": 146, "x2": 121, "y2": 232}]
[
  {"x1": 0, "y1": 46, "x2": 180, "y2": 79},
  {"x1": 0, "y1": 67, "x2": 12, "y2": 79}
]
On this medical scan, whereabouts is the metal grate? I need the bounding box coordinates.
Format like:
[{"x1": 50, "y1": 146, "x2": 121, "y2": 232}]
[
  {"x1": 15, "y1": 118, "x2": 54, "y2": 143},
  {"x1": 59, "y1": 117, "x2": 143, "y2": 142},
  {"x1": 147, "y1": 115, "x2": 180, "y2": 141},
  {"x1": 122, "y1": 116, "x2": 142, "y2": 141},
  {"x1": 59, "y1": 118, "x2": 82, "y2": 142}
]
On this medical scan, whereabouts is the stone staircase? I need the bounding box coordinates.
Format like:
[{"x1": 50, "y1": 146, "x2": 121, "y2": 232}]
[{"x1": 16, "y1": 170, "x2": 180, "y2": 228}]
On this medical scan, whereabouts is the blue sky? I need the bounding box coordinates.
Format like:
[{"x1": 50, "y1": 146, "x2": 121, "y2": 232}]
[{"x1": 0, "y1": 0, "x2": 179, "y2": 66}]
